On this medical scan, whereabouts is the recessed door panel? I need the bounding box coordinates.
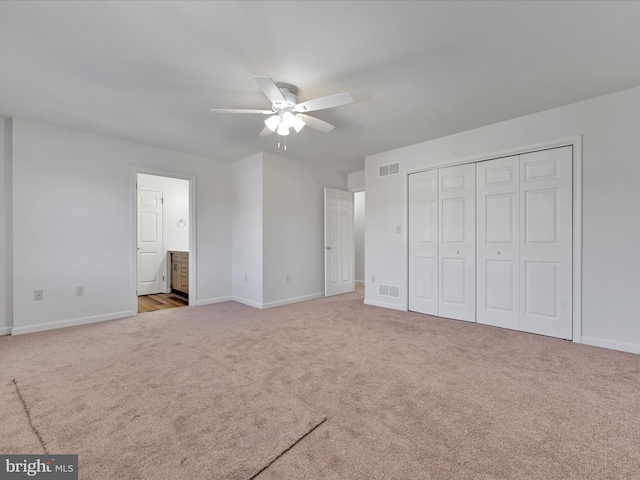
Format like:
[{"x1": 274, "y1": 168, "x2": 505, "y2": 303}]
[
  {"x1": 485, "y1": 260, "x2": 515, "y2": 312},
  {"x1": 524, "y1": 261, "x2": 558, "y2": 318},
  {"x1": 415, "y1": 201, "x2": 436, "y2": 243},
  {"x1": 441, "y1": 198, "x2": 466, "y2": 243},
  {"x1": 414, "y1": 256, "x2": 436, "y2": 301},
  {"x1": 486, "y1": 194, "x2": 515, "y2": 244},
  {"x1": 441, "y1": 258, "x2": 466, "y2": 305},
  {"x1": 139, "y1": 212, "x2": 159, "y2": 243},
  {"x1": 140, "y1": 252, "x2": 159, "y2": 284},
  {"x1": 524, "y1": 189, "x2": 558, "y2": 244}
]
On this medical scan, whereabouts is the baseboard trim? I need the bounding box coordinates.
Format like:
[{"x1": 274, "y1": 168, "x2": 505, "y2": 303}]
[
  {"x1": 262, "y1": 292, "x2": 324, "y2": 309},
  {"x1": 0, "y1": 326, "x2": 12, "y2": 336},
  {"x1": 364, "y1": 298, "x2": 406, "y2": 311},
  {"x1": 231, "y1": 292, "x2": 325, "y2": 310},
  {"x1": 11, "y1": 310, "x2": 134, "y2": 336},
  {"x1": 355, "y1": 280, "x2": 365, "y2": 285},
  {"x1": 231, "y1": 296, "x2": 264, "y2": 309},
  {"x1": 195, "y1": 295, "x2": 233, "y2": 307},
  {"x1": 581, "y1": 336, "x2": 640, "y2": 355}
]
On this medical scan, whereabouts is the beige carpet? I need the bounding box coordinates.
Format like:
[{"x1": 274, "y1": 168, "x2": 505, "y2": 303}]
[{"x1": 2, "y1": 288, "x2": 640, "y2": 479}]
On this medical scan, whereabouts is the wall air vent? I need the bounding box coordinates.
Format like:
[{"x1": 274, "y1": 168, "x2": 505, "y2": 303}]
[
  {"x1": 379, "y1": 162, "x2": 400, "y2": 177},
  {"x1": 378, "y1": 284, "x2": 400, "y2": 298}
]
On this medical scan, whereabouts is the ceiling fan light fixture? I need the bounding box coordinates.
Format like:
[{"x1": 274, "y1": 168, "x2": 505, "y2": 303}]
[
  {"x1": 265, "y1": 115, "x2": 280, "y2": 132},
  {"x1": 276, "y1": 122, "x2": 290, "y2": 136},
  {"x1": 292, "y1": 114, "x2": 305, "y2": 133},
  {"x1": 280, "y1": 110, "x2": 296, "y2": 129}
]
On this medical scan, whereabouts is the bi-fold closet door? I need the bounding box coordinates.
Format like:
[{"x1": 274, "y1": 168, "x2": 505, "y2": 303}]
[
  {"x1": 408, "y1": 163, "x2": 476, "y2": 322},
  {"x1": 409, "y1": 146, "x2": 573, "y2": 339}
]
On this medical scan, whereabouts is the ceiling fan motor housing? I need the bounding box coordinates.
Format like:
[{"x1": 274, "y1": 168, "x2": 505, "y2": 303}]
[{"x1": 276, "y1": 83, "x2": 299, "y2": 109}]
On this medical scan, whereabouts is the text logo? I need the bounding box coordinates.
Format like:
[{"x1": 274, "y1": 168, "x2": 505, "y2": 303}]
[{"x1": 1, "y1": 455, "x2": 77, "y2": 479}]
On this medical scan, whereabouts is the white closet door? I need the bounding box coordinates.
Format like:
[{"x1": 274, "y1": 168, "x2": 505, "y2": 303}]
[
  {"x1": 520, "y1": 146, "x2": 573, "y2": 339},
  {"x1": 476, "y1": 155, "x2": 520, "y2": 329},
  {"x1": 408, "y1": 169, "x2": 439, "y2": 315},
  {"x1": 439, "y1": 163, "x2": 476, "y2": 322}
]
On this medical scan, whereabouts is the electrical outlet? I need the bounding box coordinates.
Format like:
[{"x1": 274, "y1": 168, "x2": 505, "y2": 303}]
[
  {"x1": 76, "y1": 286, "x2": 84, "y2": 296},
  {"x1": 371, "y1": 275, "x2": 376, "y2": 283},
  {"x1": 244, "y1": 275, "x2": 248, "y2": 283},
  {"x1": 396, "y1": 225, "x2": 402, "y2": 234},
  {"x1": 34, "y1": 290, "x2": 43, "y2": 301},
  {"x1": 285, "y1": 274, "x2": 290, "y2": 282}
]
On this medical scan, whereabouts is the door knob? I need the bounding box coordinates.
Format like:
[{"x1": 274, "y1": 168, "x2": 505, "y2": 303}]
[
  {"x1": 325, "y1": 246, "x2": 331, "y2": 250},
  {"x1": 455, "y1": 250, "x2": 460, "y2": 255},
  {"x1": 496, "y1": 251, "x2": 501, "y2": 255}
]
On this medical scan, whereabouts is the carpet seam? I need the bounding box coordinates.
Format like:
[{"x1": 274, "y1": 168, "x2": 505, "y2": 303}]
[
  {"x1": 248, "y1": 417, "x2": 327, "y2": 480},
  {"x1": 11, "y1": 378, "x2": 49, "y2": 454}
]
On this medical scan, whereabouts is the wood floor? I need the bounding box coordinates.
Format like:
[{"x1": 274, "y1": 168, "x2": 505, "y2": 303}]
[{"x1": 138, "y1": 293, "x2": 188, "y2": 313}]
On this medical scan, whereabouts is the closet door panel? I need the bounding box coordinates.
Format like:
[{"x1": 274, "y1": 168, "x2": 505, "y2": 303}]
[
  {"x1": 438, "y1": 163, "x2": 476, "y2": 322},
  {"x1": 476, "y1": 156, "x2": 520, "y2": 329},
  {"x1": 519, "y1": 146, "x2": 573, "y2": 339},
  {"x1": 408, "y1": 170, "x2": 439, "y2": 315}
]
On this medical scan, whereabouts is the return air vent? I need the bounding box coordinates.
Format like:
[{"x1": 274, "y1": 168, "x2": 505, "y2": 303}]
[
  {"x1": 379, "y1": 162, "x2": 400, "y2": 177},
  {"x1": 378, "y1": 284, "x2": 400, "y2": 298}
]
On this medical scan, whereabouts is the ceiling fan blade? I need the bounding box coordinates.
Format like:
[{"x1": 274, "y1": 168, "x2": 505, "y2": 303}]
[
  {"x1": 258, "y1": 126, "x2": 273, "y2": 137},
  {"x1": 297, "y1": 114, "x2": 335, "y2": 133},
  {"x1": 209, "y1": 108, "x2": 272, "y2": 114},
  {"x1": 294, "y1": 92, "x2": 353, "y2": 113},
  {"x1": 255, "y1": 76, "x2": 286, "y2": 106}
]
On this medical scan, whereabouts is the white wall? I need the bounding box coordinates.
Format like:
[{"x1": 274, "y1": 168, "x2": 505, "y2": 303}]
[
  {"x1": 354, "y1": 192, "x2": 365, "y2": 284},
  {"x1": 364, "y1": 85, "x2": 640, "y2": 354},
  {"x1": 262, "y1": 152, "x2": 347, "y2": 306},
  {"x1": 0, "y1": 117, "x2": 12, "y2": 335},
  {"x1": 11, "y1": 118, "x2": 232, "y2": 334},
  {"x1": 137, "y1": 173, "x2": 189, "y2": 252},
  {"x1": 348, "y1": 170, "x2": 365, "y2": 192},
  {"x1": 232, "y1": 153, "x2": 264, "y2": 307}
]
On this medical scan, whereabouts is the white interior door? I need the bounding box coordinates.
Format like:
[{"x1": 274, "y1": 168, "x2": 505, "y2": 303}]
[
  {"x1": 324, "y1": 187, "x2": 355, "y2": 297},
  {"x1": 439, "y1": 163, "x2": 476, "y2": 322},
  {"x1": 519, "y1": 146, "x2": 573, "y2": 339},
  {"x1": 408, "y1": 169, "x2": 439, "y2": 315},
  {"x1": 477, "y1": 155, "x2": 520, "y2": 329},
  {"x1": 137, "y1": 189, "x2": 164, "y2": 296}
]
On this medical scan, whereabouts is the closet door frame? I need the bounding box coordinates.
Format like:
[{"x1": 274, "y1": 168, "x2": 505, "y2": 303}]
[{"x1": 405, "y1": 136, "x2": 583, "y2": 344}]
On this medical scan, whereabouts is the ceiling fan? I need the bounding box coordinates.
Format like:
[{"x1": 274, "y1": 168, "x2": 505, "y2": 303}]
[{"x1": 210, "y1": 76, "x2": 353, "y2": 144}]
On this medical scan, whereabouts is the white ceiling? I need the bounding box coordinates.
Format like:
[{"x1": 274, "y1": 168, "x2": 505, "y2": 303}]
[{"x1": 1, "y1": 1, "x2": 640, "y2": 173}]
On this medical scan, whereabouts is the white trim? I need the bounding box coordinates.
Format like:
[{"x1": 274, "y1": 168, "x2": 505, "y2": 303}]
[
  {"x1": 262, "y1": 292, "x2": 324, "y2": 309},
  {"x1": 581, "y1": 337, "x2": 640, "y2": 355},
  {"x1": 132, "y1": 168, "x2": 197, "y2": 312},
  {"x1": 404, "y1": 136, "x2": 583, "y2": 343},
  {"x1": 231, "y1": 296, "x2": 264, "y2": 309},
  {"x1": 364, "y1": 298, "x2": 406, "y2": 311},
  {"x1": 230, "y1": 292, "x2": 324, "y2": 310},
  {"x1": 355, "y1": 280, "x2": 365, "y2": 285},
  {"x1": 195, "y1": 295, "x2": 233, "y2": 306},
  {"x1": 0, "y1": 326, "x2": 12, "y2": 336},
  {"x1": 10, "y1": 310, "x2": 134, "y2": 336}
]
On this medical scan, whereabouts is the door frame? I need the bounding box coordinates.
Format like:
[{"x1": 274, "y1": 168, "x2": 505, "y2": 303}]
[
  {"x1": 131, "y1": 167, "x2": 197, "y2": 310},
  {"x1": 405, "y1": 135, "x2": 583, "y2": 344}
]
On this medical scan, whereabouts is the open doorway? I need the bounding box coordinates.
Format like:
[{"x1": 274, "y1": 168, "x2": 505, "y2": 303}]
[{"x1": 136, "y1": 173, "x2": 191, "y2": 313}]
